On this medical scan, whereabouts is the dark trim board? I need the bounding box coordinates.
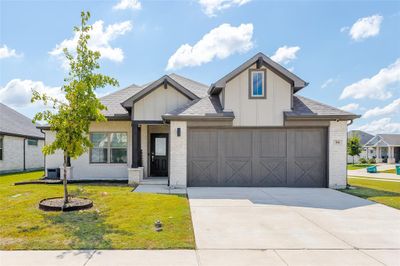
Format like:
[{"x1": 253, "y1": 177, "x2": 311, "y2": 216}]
[
  {"x1": 134, "y1": 120, "x2": 165, "y2": 124},
  {"x1": 0, "y1": 131, "x2": 44, "y2": 140}
]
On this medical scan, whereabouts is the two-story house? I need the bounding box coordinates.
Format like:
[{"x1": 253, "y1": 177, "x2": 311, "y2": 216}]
[{"x1": 39, "y1": 52, "x2": 359, "y2": 188}]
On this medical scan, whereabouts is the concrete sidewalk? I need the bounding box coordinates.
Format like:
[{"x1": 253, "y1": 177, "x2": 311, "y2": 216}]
[
  {"x1": 2, "y1": 249, "x2": 400, "y2": 266},
  {"x1": 348, "y1": 164, "x2": 399, "y2": 180}
]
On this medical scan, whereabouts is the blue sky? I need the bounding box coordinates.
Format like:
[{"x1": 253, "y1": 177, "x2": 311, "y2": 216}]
[{"x1": 1, "y1": 0, "x2": 399, "y2": 134}]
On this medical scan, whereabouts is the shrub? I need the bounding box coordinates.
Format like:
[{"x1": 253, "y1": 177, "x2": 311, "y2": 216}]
[
  {"x1": 368, "y1": 158, "x2": 376, "y2": 164},
  {"x1": 359, "y1": 158, "x2": 367, "y2": 164}
]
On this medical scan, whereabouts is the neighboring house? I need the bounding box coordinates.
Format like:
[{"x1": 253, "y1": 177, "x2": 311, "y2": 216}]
[
  {"x1": 347, "y1": 130, "x2": 375, "y2": 163},
  {"x1": 38, "y1": 52, "x2": 359, "y2": 188},
  {"x1": 0, "y1": 103, "x2": 45, "y2": 174},
  {"x1": 364, "y1": 134, "x2": 400, "y2": 164}
]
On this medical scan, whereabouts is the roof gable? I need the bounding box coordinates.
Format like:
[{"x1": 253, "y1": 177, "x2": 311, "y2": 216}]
[
  {"x1": 122, "y1": 75, "x2": 200, "y2": 108},
  {"x1": 209, "y1": 52, "x2": 308, "y2": 95}
]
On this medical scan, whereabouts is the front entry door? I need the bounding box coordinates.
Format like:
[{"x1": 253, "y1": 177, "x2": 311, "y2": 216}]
[{"x1": 150, "y1": 133, "x2": 168, "y2": 176}]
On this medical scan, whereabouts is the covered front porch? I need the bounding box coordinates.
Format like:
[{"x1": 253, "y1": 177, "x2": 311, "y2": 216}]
[
  {"x1": 128, "y1": 121, "x2": 187, "y2": 187},
  {"x1": 365, "y1": 146, "x2": 400, "y2": 164}
]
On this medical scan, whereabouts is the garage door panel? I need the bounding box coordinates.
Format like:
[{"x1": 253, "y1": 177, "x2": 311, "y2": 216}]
[
  {"x1": 188, "y1": 128, "x2": 327, "y2": 187},
  {"x1": 189, "y1": 129, "x2": 218, "y2": 157},
  {"x1": 221, "y1": 158, "x2": 252, "y2": 186},
  {"x1": 222, "y1": 130, "x2": 252, "y2": 157},
  {"x1": 254, "y1": 158, "x2": 287, "y2": 186},
  {"x1": 289, "y1": 158, "x2": 325, "y2": 187},
  {"x1": 189, "y1": 160, "x2": 218, "y2": 186},
  {"x1": 294, "y1": 129, "x2": 324, "y2": 157},
  {"x1": 258, "y1": 130, "x2": 287, "y2": 157}
]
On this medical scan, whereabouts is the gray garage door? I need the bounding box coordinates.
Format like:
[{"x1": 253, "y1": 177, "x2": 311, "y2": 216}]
[{"x1": 187, "y1": 128, "x2": 327, "y2": 187}]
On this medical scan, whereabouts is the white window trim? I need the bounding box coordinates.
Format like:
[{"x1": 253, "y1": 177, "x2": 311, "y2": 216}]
[{"x1": 89, "y1": 132, "x2": 128, "y2": 164}]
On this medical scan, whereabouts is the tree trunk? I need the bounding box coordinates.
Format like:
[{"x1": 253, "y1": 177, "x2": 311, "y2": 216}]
[
  {"x1": 353, "y1": 156, "x2": 355, "y2": 165},
  {"x1": 63, "y1": 153, "x2": 69, "y2": 205}
]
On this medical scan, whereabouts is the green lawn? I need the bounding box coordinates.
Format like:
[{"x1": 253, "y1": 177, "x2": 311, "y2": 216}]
[
  {"x1": 347, "y1": 164, "x2": 374, "y2": 170},
  {"x1": 340, "y1": 176, "x2": 400, "y2": 210},
  {"x1": 0, "y1": 171, "x2": 195, "y2": 250},
  {"x1": 379, "y1": 169, "x2": 396, "y2": 174}
]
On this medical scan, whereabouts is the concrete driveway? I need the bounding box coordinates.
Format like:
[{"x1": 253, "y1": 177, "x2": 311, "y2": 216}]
[{"x1": 188, "y1": 187, "x2": 400, "y2": 265}]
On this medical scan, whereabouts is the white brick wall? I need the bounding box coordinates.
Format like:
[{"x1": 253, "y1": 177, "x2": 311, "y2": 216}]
[
  {"x1": 44, "y1": 121, "x2": 131, "y2": 180},
  {"x1": 329, "y1": 121, "x2": 348, "y2": 188},
  {"x1": 169, "y1": 121, "x2": 187, "y2": 187},
  {"x1": 0, "y1": 135, "x2": 44, "y2": 173}
]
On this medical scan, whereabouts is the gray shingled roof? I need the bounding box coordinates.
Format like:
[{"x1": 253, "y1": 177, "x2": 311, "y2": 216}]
[
  {"x1": 163, "y1": 96, "x2": 234, "y2": 119},
  {"x1": 285, "y1": 95, "x2": 360, "y2": 120},
  {"x1": 100, "y1": 73, "x2": 209, "y2": 118},
  {"x1": 168, "y1": 73, "x2": 208, "y2": 98},
  {"x1": 0, "y1": 103, "x2": 44, "y2": 139},
  {"x1": 377, "y1": 134, "x2": 400, "y2": 146},
  {"x1": 100, "y1": 84, "x2": 142, "y2": 118},
  {"x1": 348, "y1": 130, "x2": 375, "y2": 145}
]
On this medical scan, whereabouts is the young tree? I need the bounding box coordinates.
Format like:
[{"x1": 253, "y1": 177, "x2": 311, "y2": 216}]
[
  {"x1": 32, "y1": 11, "x2": 118, "y2": 205},
  {"x1": 347, "y1": 135, "x2": 363, "y2": 165}
]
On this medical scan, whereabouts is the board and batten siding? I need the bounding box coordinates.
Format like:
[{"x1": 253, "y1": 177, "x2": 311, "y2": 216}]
[
  {"x1": 44, "y1": 121, "x2": 132, "y2": 180},
  {"x1": 223, "y1": 64, "x2": 292, "y2": 126},
  {"x1": 133, "y1": 84, "x2": 192, "y2": 121}
]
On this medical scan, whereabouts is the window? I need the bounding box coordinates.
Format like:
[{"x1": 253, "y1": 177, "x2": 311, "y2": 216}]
[
  {"x1": 249, "y1": 69, "x2": 266, "y2": 98},
  {"x1": 0, "y1": 135, "x2": 3, "y2": 160},
  {"x1": 90, "y1": 132, "x2": 127, "y2": 164},
  {"x1": 110, "y1": 133, "x2": 128, "y2": 163},
  {"x1": 27, "y1": 139, "x2": 38, "y2": 146}
]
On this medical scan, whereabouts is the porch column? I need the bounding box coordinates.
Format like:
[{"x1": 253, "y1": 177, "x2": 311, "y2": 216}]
[
  {"x1": 131, "y1": 121, "x2": 139, "y2": 168},
  {"x1": 376, "y1": 146, "x2": 382, "y2": 163},
  {"x1": 388, "y1": 146, "x2": 395, "y2": 164}
]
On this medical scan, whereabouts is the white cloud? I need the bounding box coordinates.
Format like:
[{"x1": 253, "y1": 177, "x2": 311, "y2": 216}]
[
  {"x1": 340, "y1": 103, "x2": 359, "y2": 112},
  {"x1": 50, "y1": 20, "x2": 132, "y2": 68},
  {"x1": 321, "y1": 78, "x2": 336, "y2": 89},
  {"x1": 348, "y1": 14, "x2": 383, "y2": 41},
  {"x1": 270, "y1": 46, "x2": 300, "y2": 65},
  {"x1": 199, "y1": 0, "x2": 251, "y2": 17},
  {"x1": 340, "y1": 58, "x2": 400, "y2": 100},
  {"x1": 363, "y1": 98, "x2": 400, "y2": 118},
  {"x1": 166, "y1": 23, "x2": 253, "y2": 70},
  {"x1": 0, "y1": 44, "x2": 23, "y2": 59},
  {"x1": 113, "y1": 0, "x2": 141, "y2": 10},
  {"x1": 357, "y1": 117, "x2": 400, "y2": 134},
  {"x1": 0, "y1": 79, "x2": 63, "y2": 108}
]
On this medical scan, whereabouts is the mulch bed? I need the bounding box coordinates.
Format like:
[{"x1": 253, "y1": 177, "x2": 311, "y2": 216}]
[{"x1": 39, "y1": 197, "x2": 93, "y2": 212}]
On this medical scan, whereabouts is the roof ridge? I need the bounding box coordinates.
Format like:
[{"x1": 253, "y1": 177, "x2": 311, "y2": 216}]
[
  {"x1": 168, "y1": 73, "x2": 209, "y2": 88},
  {"x1": 100, "y1": 83, "x2": 140, "y2": 100}
]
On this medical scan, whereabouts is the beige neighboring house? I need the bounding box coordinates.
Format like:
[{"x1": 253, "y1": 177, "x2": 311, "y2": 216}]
[
  {"x1": 38, "y1": 52, "x2": 359, "y2": 188},
  {"x1": 364, "y1": 134, "x2": 400, "y2": 164},
  {"x1": 0, "y1": 103, "x2": 45, "y2": 174}
]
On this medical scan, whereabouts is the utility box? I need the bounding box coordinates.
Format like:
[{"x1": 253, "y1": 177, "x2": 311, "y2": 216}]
[{"x1": 47, "y1": 168, "x2": 60, "y2": 179}]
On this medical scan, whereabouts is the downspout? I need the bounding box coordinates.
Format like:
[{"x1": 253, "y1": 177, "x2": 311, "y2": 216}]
[
  {"x1": 23, "y1": 138, "x2": 26, "y2": 171},
  {"x1": 345, "y1": 120, "x2": 353, "y2": 188},
  {"x1": 40, "y1": 129, "x2": 46, "y2": 176}
]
